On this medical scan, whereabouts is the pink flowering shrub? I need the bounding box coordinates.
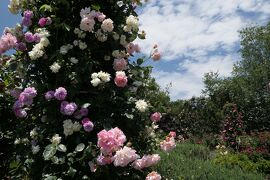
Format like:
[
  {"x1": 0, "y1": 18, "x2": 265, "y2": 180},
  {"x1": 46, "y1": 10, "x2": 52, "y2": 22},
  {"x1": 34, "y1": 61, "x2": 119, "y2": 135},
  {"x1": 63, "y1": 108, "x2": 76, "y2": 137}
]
[{"x1": 0, "y1": 0, "x2": 169, "y2": 179}]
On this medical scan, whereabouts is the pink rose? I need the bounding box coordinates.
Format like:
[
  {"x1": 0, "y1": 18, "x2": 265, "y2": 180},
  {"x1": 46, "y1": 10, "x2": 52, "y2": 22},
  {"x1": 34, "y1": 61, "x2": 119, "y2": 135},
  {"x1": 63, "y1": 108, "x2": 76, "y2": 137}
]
[
  {"x1": 114, "y1": 71, "x2": 128, "y2": 88},
  {"x1": 150, "y1": 112, "x2": 162, "y2": 122},
  {"x1": 38, "y1": 17, "x2": 47, "y2": 27},
  {"x1": 151, "y1": 50, "x2": 161, "y2": 61},
  {"x1": 146, "y1": 171, "x2": 161, "y2": 180},
  {"x1": 113, "y1": 58, "x2": 127, "y2": 71},
  {"x1": 160, "y1": 137, "x2": 176, "y2": 152}
]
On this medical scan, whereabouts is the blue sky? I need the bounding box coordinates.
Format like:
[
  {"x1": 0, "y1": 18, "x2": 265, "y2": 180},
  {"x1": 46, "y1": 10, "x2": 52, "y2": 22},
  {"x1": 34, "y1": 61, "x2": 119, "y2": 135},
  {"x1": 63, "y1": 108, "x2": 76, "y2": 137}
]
[{"x1": 1, "y1": 0, "x2": 270, "y2": 100}]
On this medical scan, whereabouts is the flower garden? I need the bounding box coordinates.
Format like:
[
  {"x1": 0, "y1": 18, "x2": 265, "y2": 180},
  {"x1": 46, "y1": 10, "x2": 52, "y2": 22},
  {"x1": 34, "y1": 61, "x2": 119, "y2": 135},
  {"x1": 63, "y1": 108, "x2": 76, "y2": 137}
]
[{"x1": 0, "y1": 0, "x2": 270, "y2": 180}]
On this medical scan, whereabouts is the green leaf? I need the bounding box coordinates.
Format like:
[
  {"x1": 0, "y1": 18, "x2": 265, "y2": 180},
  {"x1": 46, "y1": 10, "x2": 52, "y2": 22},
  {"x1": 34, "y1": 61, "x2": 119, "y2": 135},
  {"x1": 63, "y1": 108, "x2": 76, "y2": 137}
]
[
  {"x1": 62, "y1": 23, "x2": 71, "y2": 31},
  {"x1": 57, "y1": 144, "x2": 67, "y2": 152},
  {"x1": 75, "y1": 143, "x2": 85, "y2": 152},
  {"x1": 43, "y1": 144, "x2": 57, "y2": 160},
  {"x1": 137, "y1": 58, "x2": 144, "y2": 65},
  {"x1": 91, "y1": 4, "x2": 100, "y2": 11},
  {"x1": 67, "y1": 167, "x2": 77, "y2": 177},
  {"x1": 39, "y1": 4, "x2": 53, "y2": 12},
  {"x1": 44, "y1": 176, "x2": 57, "y2": 180}
]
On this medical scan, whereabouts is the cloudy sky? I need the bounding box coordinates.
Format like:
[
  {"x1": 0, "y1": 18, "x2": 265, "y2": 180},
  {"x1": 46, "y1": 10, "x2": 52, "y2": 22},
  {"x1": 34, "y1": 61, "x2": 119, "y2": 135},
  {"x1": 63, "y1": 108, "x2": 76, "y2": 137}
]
[{"x1": 1, "y1": 0, "x2": 270, "y2": 100}]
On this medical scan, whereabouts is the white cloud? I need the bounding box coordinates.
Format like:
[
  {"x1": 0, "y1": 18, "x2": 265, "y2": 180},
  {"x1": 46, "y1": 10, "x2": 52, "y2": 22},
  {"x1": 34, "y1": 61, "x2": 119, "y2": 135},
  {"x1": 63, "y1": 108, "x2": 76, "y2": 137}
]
[
  {"x1": 137, "y1": 0, "x2": 270, "y2": 100},
  {"x1": 153, "y1": 54, "x2": 236, "y2": 100}
]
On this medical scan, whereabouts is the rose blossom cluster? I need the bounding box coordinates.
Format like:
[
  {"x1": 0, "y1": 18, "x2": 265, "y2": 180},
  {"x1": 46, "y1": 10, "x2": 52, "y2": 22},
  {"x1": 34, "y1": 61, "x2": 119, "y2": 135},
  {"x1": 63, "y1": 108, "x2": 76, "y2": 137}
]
[
  {"x1": 114, "y1": 71, "x2": 128, "y2": 88},
  {"x1": 63, "y1": 119, "x2": 82, "y2": 136},
  {"x1": 97, "y1": 127, "x2": 126, "y2": 155},
  {"x1": 81, "y1": 118, "x2": 94, "y2": 132},
  {"x1": 93, "y1": 127, "x2": 160, "y2": 171},
  {"x1": 60, "y1": 101, "x2": 78, "y2": 116},
  {"x1": 79, "y1": 7, "x2": 107, "y2": 32},
  {"x1": 132, "y1": 154, "x2": 160, "y2": 170},
  {"x1": 0, "y1": 33, "x2": 17, "y2": 54},
  {"x1": 24, "y1": 32, "x2": 41, "y2": 43},
  {"x1": 91, "y1": 71, "x2": 111, "y2": 87},
  {"x1": 22, "y1": 10, "x2": 34, "y2": 27},
  {"x1": 160, "y1": 132, "x2": 177, "y2": 152},
  {"x1": 45, "y1": 87, "x2": 67, "y2": 101},
  {"x1": 28, "y1": 28, "x2": 50, "y2": 60},
  {"x1": 126, "y1": 42, "x2": 140, "y2": 55},
  {"x1": 38, "y1": 17, "x2": 52, "y2": 27},
  {"x1": 12, "y1": 87, "x2": 37, "y2": 118}
]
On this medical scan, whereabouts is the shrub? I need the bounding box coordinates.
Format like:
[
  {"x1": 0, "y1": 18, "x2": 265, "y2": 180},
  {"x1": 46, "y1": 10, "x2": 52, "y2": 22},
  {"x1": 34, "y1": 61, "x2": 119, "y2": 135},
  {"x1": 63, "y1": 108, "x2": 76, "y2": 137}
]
[
  {"x1": 213, "y1": 153, "x2": 270, "y2": 174},
  {"x1": 0, "y1": 0, "x2": 168, "y2": 179},
  {"x1": 155, "y1": 143, "x2": 264, "y2": 180}
]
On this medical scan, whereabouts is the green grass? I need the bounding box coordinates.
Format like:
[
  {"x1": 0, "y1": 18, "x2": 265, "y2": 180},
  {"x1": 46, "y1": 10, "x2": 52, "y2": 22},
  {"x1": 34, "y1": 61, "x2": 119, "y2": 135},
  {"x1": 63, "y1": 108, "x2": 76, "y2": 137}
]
[{"x1": 154, "y1": 143, "x2": 265, "y2": 180}]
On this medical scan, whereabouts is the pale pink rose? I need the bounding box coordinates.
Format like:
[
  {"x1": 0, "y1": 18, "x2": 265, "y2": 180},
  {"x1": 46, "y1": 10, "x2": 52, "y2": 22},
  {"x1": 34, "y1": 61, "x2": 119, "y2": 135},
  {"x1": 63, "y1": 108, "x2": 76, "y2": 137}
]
[
  {"x1": 80, "y1": 17, "x2": 95, "y2": 32},
  {"x1": 113, "y1": 58, "x2": 127, "y2": 71},
  {"x1": 114, "y1": 71, "x2": 128, "y2": 88},
  {"x1": 96, "y1": 154, "x2": 114, "y2": 165},
  {"x1": 95, "y1": 12, "x2": 106, "y2": 22},
  {"x1": 160, "y1": 137, "x2": 176, "y2": 152},
  {"x1": 126, "y1": 43, "x2": 140, "y2": 55},
  {"x1": 97, "y1": 127, "x2": 126, "y2": 154},
  {"x1": 151, "y1": 49, "x2": 161, "y2": 61},
  {"x1": 88, "y1": 161, "x2": 97, "y2": 172},
  {"x1": 150, "y1": 112, "x2": 162, "y2": 122},
  {"x1": 113, "y1": 146, "x2": 139, "y2": 167},
  {"x1": 101, "y1": 18, "x2": 114, "y2": 32},
  {"x1": 146, "y1": 171, "x2": 161, "y2": 180},
  {"x1": 132, "y1": 154, "x2": 160, "y2": 170}
]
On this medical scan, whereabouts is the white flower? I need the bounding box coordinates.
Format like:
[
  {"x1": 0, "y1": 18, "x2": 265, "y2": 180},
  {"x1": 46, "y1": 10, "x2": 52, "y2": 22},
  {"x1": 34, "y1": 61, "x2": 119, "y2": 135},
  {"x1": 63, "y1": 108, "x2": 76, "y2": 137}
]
[
  {"x1": 73, "y1": 122, "x2": 82, "y2": 132},
  {"x1": 14, "y1": 138, "x2": 21, "y2": 145},
  {"x1": 125, "y1": 15, "x2": 139, "y2": 32},
  {"x1": 32, "y1": 145, "x2": 40, "y2": 154},
  {"x1": 95, "y1": 29, "x2": 107, "y2": 42},
  {"x1": 74, "y1": 28, "x2": 80, "y2": 34},
  {"x1": 113, "y1": 146, "x2": 139, "y2": 167},
  {"x1": 50, "y1": 62, "x2": 61, "y2": 73},
  {"x1": 120, "y1": 35, "x2": 127, "y2": 46},
  {"x1": 113, "y1": 33, "x2": 120, "y2": 40},
  {"x1": 79, "y1": 41, "x2": 87, "y2": 50},
  {"x1": 91, "y1": 72, "x2": 99, "y2": 79},
  {"x1": 60, "y1": 45, "x2": 69, "y2": 54},
  {"x1": 70, "y1": 57, "x2": 79, "y2": 64},
  {"x1": 101, "y1": 18, "x2": 114, "y2": 32},
  {"x1": 73, "y1": 40, "x2": 79, "y2": 46},
  {"x1": 40, "y1": 37, "x2": 50, "y2": 47},
  {"x1": 135, "y1": 99, "x2": 148, "y2": 112},
  {"x1": 50, "y1": 134, "x2": 62, "y2": 145},
  {"x1": 91, "y1": 78, "x2": 101, "y2": 87},
  {"x1": 63, "y1": 119, "x2": 74, "y2": 136},
  {"x1": 30, "y1": 128, "x2": 38, "y2": 138},
  {"x1": 78, "y1": 32, "x2": 86, "y2": 39},
  {"x1": 98, "y1": 71, "x2": 111, "y2": 82}
]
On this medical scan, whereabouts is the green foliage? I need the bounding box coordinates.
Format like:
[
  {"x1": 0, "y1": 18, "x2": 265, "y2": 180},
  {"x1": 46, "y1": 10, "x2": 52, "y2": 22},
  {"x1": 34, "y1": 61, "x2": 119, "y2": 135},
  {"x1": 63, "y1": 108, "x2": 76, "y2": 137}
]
[
  {"x1": 155, "y1": 143, "x2": 264, "y2": 180},
  {"x1": 159, "y1": 97, "x2": 223, "y2": 137},
  {"x1": 213, "y1": 153, "x2": 270, "y2": 174}
]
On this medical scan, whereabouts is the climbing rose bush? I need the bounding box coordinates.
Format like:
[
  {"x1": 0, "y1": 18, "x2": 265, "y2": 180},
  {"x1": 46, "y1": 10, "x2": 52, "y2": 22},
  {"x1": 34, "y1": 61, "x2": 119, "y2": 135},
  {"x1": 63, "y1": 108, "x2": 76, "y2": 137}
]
[{"x1": 0, "y1": 0, "x2": 170, "y2": 179}]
